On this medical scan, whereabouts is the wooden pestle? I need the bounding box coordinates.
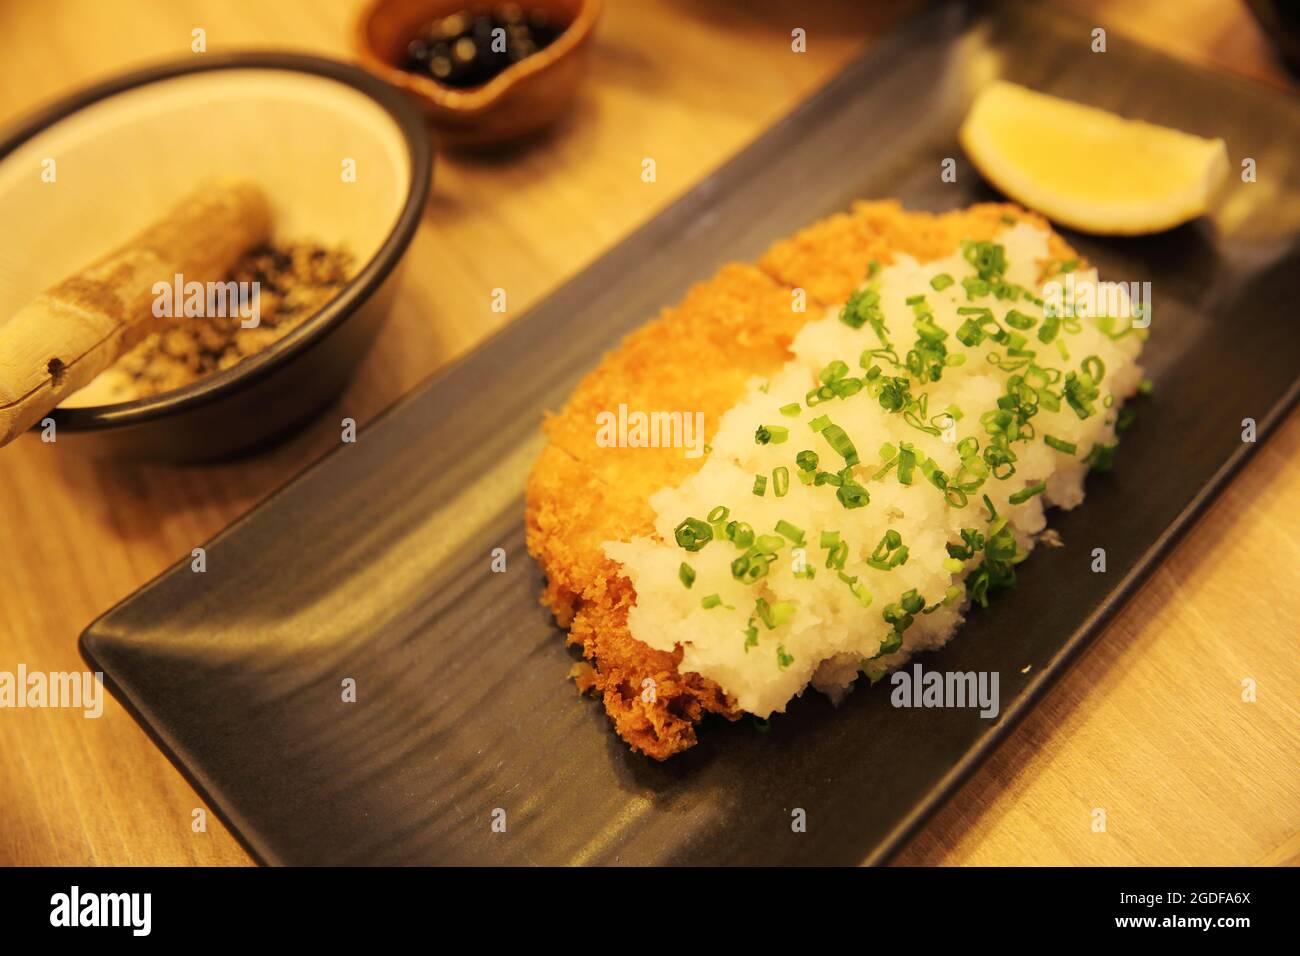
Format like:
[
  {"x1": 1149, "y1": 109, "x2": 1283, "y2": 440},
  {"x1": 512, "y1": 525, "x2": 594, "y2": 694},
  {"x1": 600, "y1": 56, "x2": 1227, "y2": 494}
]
[{"x1": 0, "y1": 178, "x2": 272, "y2": 447}]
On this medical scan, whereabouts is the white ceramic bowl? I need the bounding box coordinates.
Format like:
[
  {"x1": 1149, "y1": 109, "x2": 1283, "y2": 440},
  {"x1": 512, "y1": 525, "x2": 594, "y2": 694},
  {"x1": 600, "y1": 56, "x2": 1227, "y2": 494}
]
[{"x1": 0, "y1": 53, "x2": 431, "y2": 460}]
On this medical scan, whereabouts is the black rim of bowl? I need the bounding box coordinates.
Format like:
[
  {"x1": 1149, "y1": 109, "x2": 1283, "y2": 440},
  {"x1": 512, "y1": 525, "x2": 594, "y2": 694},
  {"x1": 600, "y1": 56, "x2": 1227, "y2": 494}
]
[{"x1": 0, "y1": 51, "x2": 432, "y2": 432}]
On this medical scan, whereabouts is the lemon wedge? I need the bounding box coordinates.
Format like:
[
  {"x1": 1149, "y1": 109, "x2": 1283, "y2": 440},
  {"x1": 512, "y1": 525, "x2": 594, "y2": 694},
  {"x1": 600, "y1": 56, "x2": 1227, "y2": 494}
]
[{"x1": 960, "y1": 81, "x2": 1228, "y2": 235}]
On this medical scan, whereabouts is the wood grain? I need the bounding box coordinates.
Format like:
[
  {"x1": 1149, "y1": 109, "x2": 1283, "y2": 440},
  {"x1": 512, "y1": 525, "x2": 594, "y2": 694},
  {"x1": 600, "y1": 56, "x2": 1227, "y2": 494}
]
[{"x1": 0, "y1": 0, "x2": 1295, "y2": 866}]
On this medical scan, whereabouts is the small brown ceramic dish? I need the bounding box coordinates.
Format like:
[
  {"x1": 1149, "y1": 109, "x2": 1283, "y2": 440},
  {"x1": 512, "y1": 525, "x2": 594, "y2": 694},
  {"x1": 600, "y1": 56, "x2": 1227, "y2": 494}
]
[{"x1": 355, "y1": 0, "x2": 602, "y2": 147}]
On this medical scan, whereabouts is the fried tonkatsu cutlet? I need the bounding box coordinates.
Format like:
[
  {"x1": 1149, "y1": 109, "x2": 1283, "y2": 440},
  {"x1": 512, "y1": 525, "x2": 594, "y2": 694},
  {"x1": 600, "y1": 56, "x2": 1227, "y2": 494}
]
[{"x1": 525, "y1": 200, "x2": 1081, "y2": 759}]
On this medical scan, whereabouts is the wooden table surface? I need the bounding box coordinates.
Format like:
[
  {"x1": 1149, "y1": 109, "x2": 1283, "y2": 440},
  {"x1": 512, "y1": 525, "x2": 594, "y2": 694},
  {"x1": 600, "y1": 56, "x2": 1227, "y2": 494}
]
[{"x1": 0, "y1": 0, "x2": 1295, "y2": 867}]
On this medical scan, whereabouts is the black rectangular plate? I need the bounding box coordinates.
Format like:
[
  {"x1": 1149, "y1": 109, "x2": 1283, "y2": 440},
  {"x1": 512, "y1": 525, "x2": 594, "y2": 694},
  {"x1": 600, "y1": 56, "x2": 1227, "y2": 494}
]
[{"x1": 82, "y1": 0, "x2": 1300, "y2": 865}]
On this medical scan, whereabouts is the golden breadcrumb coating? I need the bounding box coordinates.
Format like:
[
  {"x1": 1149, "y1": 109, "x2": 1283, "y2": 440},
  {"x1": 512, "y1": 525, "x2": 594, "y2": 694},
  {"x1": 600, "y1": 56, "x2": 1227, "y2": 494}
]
[
  {"x1": 525, "y1": 201, "x2": 1080, "y2": 759},
  {"x1": 759, "y1": 200, "x2": 1079, "y2": 305}
]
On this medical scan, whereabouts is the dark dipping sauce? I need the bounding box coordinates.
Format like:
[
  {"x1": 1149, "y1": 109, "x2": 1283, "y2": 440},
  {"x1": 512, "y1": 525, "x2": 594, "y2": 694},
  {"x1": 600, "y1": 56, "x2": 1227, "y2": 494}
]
[{"x1": 401, "y1": 5, "x2": 565, "y2": 88}]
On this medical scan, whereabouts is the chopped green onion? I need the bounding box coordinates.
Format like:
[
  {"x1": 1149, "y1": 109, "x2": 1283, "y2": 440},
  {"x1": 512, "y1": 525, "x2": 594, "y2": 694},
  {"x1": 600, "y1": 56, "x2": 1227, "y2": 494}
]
[
  {"x1": 930, "y1": 273, "x2": 954, "y2": 291},
  {"x1": 947, "y1": 528, "x2": 984, "y2": 561},
  {"x1": 674, "y1": 517, "x2": 712, "y2": 552},
  {"x1": 772, "y1": 466, "x2": 790, "y2": 498},
  {"x1": 819, "y1": 360, "x2": 849, "y2": 383},
  {"x1": 955, "y1": 318, "x2": 984, "y2": 347},
  {"x1": 877, "y1": 376, "x2": 911, "y2": 412},
  {"x1": 795, "y1": 449, "x2": 819, "y2": 472},
  {"x1": 1043, "y1": 434, "x2": 1077, "y2": 455},
  {"x1": 779, "y1": 402, "x2": 802, "y2": 417},
  {"x1": 726, "y1": 521, "x2": 755, "y2": 549},
  {"x1": 820, "y1": 423, "x2": 860, "y2": 466},
  {"x1": 679, "y1": 563, "x2": 696, "y2": 588},
  {"x1": 806, "y1": 384, "x2": 835, "y2": 406},
  {"x1": 963, "y1": 240, "x2": 1008, "y2": 281},
  {"x1": 1004, "y1": 309, "x2": 1037, "y2": 330},
  {"x1": 849, "y1": 580, "x2": 873, "y2": 607},
  {"x1": 1082, "y1": 442, "x2": 1117, "y2": 472},
  {"x1": 832, "y1": 377, "x2": 864, "y2": 398},
  {"x1": 774, "y1": 519, "x2": 805, "y2": 546},
  {"x1": 1064, "y1": 370, "x2": 1100, "y2": 419},
  {"x1": 897, "y1": 445, "x2": 917, "y2": 484},
  {"x1": 701, "y1": 594, "x2": 723, "y2": 609},
  {"x1": 962, "y1": 276, "x2": 990, "y2": 300},
  {"x1": 776, "y1": 645, "x2": 794, "y2": 669},
  {"x1": 867, "y1": 528, "x2": 909, "y2": 570},
  {"x1": 837, "y1": 481, "x2": 870, "y2": 510},
  {"x1": 731, "y1": 552, "x2": 770, "y2": 584},
  {"x1": 755, "y1": 425, "x2": 789, "y2": 445},
  {"x1": 707, "y1": 505, "x2": 730, "y2": 523},
  {"x1": 756, "y1": 597, "x2": 795, "y2": 630},
  {"x1": 838, "y1": 285, "x2": 885, "y2": 337},
  {"x1": 808, "y1": 414, "x2": 831, "y2": 433},
  {"x1": 1008, "y1": 481, "x2": 1046, "y2": 505},
  {"x1": 752, "y1": 474, "x2": 767, "y2": 496}
]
